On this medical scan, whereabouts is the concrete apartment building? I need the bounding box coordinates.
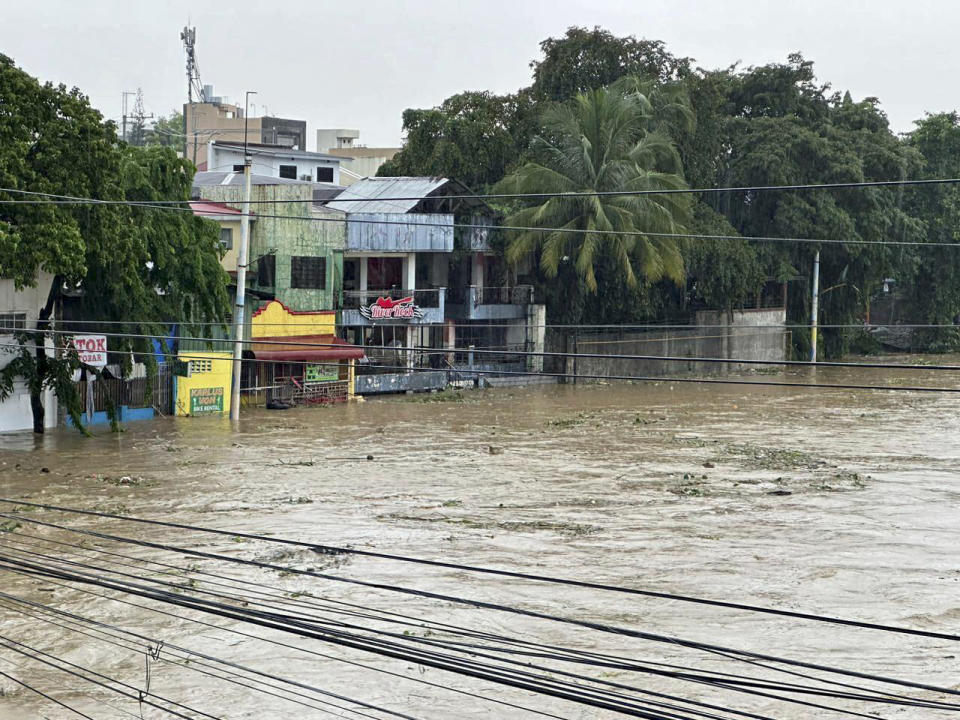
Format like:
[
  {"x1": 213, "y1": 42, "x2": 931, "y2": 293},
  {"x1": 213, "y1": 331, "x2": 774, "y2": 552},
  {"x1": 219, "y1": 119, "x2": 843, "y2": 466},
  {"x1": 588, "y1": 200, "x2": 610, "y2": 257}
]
[{"x1": 184, "y1": 85, "x2": 307, "y2": 170}]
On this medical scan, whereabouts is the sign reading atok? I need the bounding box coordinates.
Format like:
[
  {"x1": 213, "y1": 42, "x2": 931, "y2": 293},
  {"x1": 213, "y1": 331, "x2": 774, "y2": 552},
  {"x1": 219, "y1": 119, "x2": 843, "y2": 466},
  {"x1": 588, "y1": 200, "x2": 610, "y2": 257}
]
[
  {"x1": 359, "y1": 296, "x2": 424, "y2": 321},
  {"x1": 71, "y1": 335, "x2": 107, "y2": 367}
]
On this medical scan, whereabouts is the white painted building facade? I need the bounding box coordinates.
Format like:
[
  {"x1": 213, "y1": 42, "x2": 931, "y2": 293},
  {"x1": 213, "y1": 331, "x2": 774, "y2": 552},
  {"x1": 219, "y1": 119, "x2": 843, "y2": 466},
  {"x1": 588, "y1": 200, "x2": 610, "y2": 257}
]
[
  {"x1": 0, "y1": 273, "x2": 58, "y2": 432},
  {"x1": 207, "y1": 142, "x2": 345, "y2": 185}
]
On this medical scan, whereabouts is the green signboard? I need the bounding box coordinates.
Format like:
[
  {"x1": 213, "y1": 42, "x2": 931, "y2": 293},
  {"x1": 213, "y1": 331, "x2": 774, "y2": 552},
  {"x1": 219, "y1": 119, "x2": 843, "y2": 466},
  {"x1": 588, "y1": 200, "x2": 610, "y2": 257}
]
[
  {"x1": 305, "y1": 364, "x2": 338, "y2": 383},
  {"x1": 190, "y1": 386, "x2": 224, "y2": 414}
]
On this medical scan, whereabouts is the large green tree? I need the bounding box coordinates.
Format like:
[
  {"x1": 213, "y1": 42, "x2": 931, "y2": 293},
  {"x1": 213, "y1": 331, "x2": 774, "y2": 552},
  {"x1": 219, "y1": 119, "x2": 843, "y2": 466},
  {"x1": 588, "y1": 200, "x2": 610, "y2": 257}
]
[
  {"x1": 0, "y1": 56, "x2": 229, "y2": 432},
  {"x1": 496, "y1": 79, "x2": 691, "y2": 320},
  {"x1": 900, "y1": 112, "x2": 960, "y2": 348},
  {"x1": 377, "y1": 91, "x2": 534, "y2": 191}
]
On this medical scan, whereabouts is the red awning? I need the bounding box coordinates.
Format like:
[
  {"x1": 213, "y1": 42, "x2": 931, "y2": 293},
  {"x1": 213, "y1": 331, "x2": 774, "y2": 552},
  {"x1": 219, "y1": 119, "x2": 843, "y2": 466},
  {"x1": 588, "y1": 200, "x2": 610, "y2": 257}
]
[{"x1": 250, "y1": 335, "x2": 364, "y2": 362}]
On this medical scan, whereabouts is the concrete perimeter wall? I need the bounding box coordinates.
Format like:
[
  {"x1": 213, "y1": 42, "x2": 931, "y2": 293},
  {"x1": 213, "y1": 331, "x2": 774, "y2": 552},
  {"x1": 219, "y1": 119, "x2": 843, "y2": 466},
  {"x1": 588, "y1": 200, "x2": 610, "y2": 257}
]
[{"x1": 546, "y1": 308, "x2": 789, "y2": 380}]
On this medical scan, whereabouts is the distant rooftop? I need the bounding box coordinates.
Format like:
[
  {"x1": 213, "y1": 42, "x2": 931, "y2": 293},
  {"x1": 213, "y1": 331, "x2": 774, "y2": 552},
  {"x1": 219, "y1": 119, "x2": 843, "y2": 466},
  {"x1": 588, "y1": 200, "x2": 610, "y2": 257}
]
[{"x1": 212, "y1": 141, "x2": 348, "y2": 162}]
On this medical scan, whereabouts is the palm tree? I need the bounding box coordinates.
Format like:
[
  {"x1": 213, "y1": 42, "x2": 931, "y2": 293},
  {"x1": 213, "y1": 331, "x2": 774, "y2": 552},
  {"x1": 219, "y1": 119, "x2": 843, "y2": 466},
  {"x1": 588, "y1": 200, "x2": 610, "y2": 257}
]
[{"x1": 497, "y1": 78, "x2": 692, "y2": 293}]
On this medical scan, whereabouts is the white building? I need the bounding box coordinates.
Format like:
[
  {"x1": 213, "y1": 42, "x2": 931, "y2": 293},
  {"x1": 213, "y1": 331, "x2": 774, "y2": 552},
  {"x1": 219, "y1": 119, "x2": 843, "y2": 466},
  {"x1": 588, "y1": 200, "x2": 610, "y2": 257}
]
[
  {"x1": 0, "y1": 274, "x2": 58, "y2": 432},
  {"x1": 315, "y1": 129, "x2": 400, "y2": 187},
  {"x1": 207, "y1": 141, "x2": 346, "y2": 185}
]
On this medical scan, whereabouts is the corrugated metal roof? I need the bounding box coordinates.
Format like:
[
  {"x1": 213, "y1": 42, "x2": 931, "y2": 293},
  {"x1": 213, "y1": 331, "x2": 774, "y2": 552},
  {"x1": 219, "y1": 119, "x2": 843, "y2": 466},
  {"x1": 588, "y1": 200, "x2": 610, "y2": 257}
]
[
  {"x1": 325, "y1": 176, "x2": 450, "y2": 214},
  {"x1": 212, "y1": 141, "x2": 348, "y2": 162},
  {"x1": 192, "y1": 171, "x2": 312, "y2": 187}
]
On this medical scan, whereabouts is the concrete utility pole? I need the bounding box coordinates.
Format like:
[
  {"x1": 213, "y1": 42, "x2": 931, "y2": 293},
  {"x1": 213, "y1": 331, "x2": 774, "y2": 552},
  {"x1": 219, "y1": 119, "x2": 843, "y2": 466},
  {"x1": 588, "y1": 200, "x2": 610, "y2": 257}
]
[
  {"x1": 230, "y1": 90, "x2": 256, "y2": 421},
  {"x1": 809, "y1": 250, "x2": 820, "y2": 363}
]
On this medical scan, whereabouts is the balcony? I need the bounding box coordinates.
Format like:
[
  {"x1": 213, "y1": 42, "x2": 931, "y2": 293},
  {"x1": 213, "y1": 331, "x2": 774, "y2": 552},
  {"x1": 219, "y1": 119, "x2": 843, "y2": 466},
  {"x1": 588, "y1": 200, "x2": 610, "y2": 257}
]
[
  {"x1": 340, "y1": 288, "x2": 445, "y2": 326},
  {"x1": 446, "y1": 285, "x2": 534, "y2": 321}
]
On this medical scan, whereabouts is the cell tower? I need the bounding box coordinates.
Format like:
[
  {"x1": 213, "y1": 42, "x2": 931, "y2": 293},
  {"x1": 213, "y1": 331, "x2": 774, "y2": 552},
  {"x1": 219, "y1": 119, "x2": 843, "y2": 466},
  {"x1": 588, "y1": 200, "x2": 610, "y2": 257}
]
[
  {"x1": 180, "y1": 26, "x2": 206, "y2": 157},
  {"x1": 180, "y1": 26, "x2": 205, "y2": 104}
]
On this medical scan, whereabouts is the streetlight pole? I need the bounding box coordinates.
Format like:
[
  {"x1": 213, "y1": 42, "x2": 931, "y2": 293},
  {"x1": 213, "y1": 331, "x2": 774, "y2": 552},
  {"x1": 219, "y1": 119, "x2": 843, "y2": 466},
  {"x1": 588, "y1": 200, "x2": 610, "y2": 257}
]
[
  {"x1": 809, "y1": 250, "x2": 820, "y2": 363},
  {"x1": 230, "y1": 90, "x2": 256, "y2": 421}
]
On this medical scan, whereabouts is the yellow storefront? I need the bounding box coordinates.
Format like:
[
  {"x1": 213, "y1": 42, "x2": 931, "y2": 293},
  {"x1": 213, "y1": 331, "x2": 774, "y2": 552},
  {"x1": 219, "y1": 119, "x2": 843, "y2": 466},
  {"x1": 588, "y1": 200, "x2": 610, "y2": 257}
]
[
  {"x1": 247, "y1": 300, "x2": 361, "y2": 404},
  {"x1": 174, "y1": 351, "x2": 233, "y2": 417}
]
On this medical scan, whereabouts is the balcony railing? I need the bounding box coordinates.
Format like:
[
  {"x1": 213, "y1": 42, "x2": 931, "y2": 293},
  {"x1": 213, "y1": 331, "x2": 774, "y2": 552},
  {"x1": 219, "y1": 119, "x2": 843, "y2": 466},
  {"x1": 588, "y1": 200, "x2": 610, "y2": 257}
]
[
  {"x1": 446, "y1": 285, "x2": 534, "y2": 307},
  {"x1": 342, "y1": 288, "x2": 444, "y2": 309}
]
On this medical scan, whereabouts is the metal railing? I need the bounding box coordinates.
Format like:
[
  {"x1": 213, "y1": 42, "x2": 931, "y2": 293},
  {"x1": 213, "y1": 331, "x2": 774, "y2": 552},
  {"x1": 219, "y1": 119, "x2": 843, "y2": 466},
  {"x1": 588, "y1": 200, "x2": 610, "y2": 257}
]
[
  {"x1": 446, "y1": 285, "x2": 534, "y2": 306},
  {"x1": 341, "y1": 288, "x2": 445, "y2": 309}
]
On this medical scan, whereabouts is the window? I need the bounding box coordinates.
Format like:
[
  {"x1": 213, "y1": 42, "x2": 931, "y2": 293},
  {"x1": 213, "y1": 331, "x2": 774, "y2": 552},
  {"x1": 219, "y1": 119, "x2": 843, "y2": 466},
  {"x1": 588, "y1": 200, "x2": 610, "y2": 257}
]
[
  {"x1": 232, "y1": 164, "x2": 245, "y2": 172},
  {"x1": 0, "y1": 312, "x2": 26, "y2": 331},
  {"x1": 257, "y1": 255, "x2": 276, "y2": 287},
  {"x1": 219, "y1": 227, "x2": 233, "y2": 250},
  {"x1": 278, "y1": 164, "x2": 297, "y2": 179},
  {"x1": 316, "y1": 166, "x2": 334, "y2": 183},
  {"x1": 190, "y1": 359, "x2": 213, "y2": 374},
  {"x1": 291, "y1": 256, "x2": 326, "y2": 289}
]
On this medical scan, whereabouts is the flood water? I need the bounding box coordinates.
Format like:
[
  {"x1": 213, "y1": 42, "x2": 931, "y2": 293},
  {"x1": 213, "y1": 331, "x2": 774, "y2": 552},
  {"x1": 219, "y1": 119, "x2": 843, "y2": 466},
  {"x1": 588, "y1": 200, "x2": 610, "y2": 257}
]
[{"x1": 0, "y1": 359, "x2": 958, "y2": 719}]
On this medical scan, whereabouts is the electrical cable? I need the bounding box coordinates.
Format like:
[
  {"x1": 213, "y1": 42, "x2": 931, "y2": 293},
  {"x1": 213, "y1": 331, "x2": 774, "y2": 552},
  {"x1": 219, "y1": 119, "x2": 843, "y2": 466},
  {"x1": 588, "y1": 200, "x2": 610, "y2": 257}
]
[
  {"x1": 10, "y1": 325, "x2": 960, "y2": 373},
  {"x1": 1, "y1": 511, "x2": 954, "y2": 702},
  {"x1": 5, "y1": 176, "x2": 960, "y2": 203},
  {"x1": 2, "y1": 188, "x2": 959, "y2": 249},
  {"x1": 3, "y1": 499, "x2": 954, "y2": 645},
  {"x1": 0, "y1": 339, "x2": 954, "y2": 395},
  {"x1": 0, "y1": 668, "x2": 95, "y2": 720},
  {"x1": 0, "y1": 634, "x2": 217, "y2": 720},
  {"x1": 7, "y1": 535, "x2": 939, "y2": 719},
  {"x1": 0, "y1": 555, "x2": 852, "y2": 720}
]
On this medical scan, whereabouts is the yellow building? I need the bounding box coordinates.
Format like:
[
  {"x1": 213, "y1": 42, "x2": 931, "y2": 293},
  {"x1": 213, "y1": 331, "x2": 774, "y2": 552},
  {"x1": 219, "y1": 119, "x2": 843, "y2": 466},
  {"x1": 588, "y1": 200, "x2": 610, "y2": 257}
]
[
  {"x1": 246, "y1": 300, "x2": 362, "y2": 405},
  {"x1": 174, "y1": 351, "x2": 233, "y2": 417}
]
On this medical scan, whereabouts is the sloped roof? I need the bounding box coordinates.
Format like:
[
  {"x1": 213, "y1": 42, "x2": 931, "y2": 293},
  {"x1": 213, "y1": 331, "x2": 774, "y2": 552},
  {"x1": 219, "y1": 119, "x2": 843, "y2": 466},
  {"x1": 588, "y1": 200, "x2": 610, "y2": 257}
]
[
  {"x1": 192, "y1": 171, "x2": 312, "y2": 187},
  {"x1": 325, "y1": 176, "x2": 454, "y2": 214},
  {"x1": 189, "y1": 200, "x2": 244, "y2": 217}
]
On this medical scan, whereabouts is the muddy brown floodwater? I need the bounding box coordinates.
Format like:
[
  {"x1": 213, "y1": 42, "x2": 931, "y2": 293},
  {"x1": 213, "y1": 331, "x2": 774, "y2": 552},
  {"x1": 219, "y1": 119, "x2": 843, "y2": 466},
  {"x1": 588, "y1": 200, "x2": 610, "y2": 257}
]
[{"x1": 0, "y1": 359, "x2": 958, "y2": 719}]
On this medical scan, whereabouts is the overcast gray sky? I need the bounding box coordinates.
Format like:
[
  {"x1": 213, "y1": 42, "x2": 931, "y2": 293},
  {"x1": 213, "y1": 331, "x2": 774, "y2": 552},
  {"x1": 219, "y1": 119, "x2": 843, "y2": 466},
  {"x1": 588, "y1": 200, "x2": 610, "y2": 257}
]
[{"x1": 4, "y1": 0, "x2": 956, "y2": 149}]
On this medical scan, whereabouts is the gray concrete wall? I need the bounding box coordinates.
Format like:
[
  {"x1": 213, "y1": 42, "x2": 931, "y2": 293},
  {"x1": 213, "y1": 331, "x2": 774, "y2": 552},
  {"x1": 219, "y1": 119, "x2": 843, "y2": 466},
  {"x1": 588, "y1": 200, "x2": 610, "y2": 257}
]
[{"x1": 545, "y1": 308, "x2": 789, "y2": 380}]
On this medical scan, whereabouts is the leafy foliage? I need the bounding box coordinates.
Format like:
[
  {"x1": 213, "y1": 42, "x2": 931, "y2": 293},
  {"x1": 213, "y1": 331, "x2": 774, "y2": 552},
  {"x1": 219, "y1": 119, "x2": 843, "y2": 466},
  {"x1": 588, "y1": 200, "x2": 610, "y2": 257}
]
[
  {"x1": 0, "y1": 56, "x2": 229, "y2": 432},
  {"x1": 497, "y1": 79, "x2": 691, "y2": 297}
]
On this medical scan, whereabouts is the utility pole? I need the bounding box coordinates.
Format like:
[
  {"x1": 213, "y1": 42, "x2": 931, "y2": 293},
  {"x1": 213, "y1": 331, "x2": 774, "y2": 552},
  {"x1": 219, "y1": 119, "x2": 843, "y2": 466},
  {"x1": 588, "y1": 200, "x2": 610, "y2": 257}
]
[
  {"x1": 230, "y1": 90, "x2": 256, "y2": 421},
  {"x1": 121, "y1": 91, "x2": 136, "y2": 143},
  {"x1": 809, "y1": 250, "x2": 820, "y2": 363}
]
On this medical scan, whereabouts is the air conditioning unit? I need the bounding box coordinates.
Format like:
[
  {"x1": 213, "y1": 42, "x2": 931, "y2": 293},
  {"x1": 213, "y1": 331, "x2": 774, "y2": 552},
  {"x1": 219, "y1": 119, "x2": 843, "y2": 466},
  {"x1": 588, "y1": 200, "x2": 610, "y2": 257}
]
[{"x1": 300, "y1": 174, "x2": 312, "y2": 181}]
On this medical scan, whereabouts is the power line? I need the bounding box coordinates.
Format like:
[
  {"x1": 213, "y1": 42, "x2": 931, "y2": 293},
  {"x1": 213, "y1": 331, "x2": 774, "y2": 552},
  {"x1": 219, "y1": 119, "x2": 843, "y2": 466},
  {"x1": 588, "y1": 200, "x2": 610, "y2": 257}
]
[
  {"x1": 2, "y1": 510, "x2": 956, "y2": 703},
  {"x1": 5, "y1": 176, "x2": 960, "y2": 204},
  {"x1": 0, "y1": 669, "x2": 95, "y2": 720},
  {"x1": 0, "y1": 554, "x2": 885, "y2": 720},
  {"x1": 2, "y1": 187, "x2": 958, "y2": 249},
  {"x1": 1, "y1": 337, "x2": 957, "y2": 395},
  {"x1": 9, "y1": 324, "x2": 960, "y2": 372},
  {"x1": 3, "y1": 499, "x2": 955, "y2": 644}
]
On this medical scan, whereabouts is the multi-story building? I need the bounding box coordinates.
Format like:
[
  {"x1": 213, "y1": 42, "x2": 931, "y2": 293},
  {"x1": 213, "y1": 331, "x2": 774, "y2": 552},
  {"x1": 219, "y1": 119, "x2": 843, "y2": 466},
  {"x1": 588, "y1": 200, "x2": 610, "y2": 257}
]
[
  {"x1": 324, "y1": 176, "x2": 544, "y2": 385},
  {"x1": 183, "y1": 86, "x2": 308, "y2": 170},
  {"x1": 191, "y1": 171, "x2": 359, "y2": 405}
]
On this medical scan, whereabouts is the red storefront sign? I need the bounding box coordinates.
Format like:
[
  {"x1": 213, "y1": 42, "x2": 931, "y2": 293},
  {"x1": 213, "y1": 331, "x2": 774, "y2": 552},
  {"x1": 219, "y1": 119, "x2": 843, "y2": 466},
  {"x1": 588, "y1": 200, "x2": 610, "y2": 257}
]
[
  {"x1": 70, "y1": 334, "x2": 108, "y2": 367},
  {"x1": 359, "y1": 296, "x2": 424, "y2": 321}
]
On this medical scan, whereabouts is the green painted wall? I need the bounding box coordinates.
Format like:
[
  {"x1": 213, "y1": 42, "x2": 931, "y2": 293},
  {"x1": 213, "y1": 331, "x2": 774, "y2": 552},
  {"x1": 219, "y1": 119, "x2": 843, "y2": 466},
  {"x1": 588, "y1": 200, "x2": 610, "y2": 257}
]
[{"x1": 201, "y1": 183, "x2": 345, "y2": 312}]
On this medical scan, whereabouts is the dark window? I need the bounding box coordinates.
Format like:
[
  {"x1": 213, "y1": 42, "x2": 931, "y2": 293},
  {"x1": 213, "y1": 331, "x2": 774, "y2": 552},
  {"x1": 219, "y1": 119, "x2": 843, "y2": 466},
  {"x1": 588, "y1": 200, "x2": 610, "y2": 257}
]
[
  {"x1": 278, "y1": 165, "x2": 297, "y2": 179},
  {"x1": 232, "y1": 164, "x2": 245, "y2": 172},
  {"x1": 257, "y1": 255, "x2": 276, "y2": 287},
  {"x1": 219, "y1": 227, "x2": 233, "y2": 250},
  {"x1": 0, "y1": 312, "x2": 27, "y2": 331},
  {"x1": 316, "y1": 166, "x2": 334, "y2": 183},
  {"x1": 290, "y1": 256, "x2": 326, "y2": 289}
]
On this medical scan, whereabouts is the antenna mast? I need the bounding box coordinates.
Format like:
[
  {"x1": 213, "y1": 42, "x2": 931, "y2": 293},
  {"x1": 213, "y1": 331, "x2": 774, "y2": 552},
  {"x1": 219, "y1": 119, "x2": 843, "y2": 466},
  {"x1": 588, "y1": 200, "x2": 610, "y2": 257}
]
[{"x1": 180, "y1": 26, "x2": 205, "y2": 156}]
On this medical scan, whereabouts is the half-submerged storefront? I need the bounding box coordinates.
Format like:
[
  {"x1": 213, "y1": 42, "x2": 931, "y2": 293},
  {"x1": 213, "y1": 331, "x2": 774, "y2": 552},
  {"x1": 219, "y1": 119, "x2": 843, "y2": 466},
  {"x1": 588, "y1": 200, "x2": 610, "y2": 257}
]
[{"x1": 244, "y1": 300, "x2": 363, "y2": 406}]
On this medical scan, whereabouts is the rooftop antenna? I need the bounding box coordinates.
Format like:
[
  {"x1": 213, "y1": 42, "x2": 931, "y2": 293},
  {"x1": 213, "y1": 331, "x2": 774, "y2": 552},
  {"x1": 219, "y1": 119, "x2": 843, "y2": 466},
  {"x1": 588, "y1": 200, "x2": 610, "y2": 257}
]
[{"x1": 181, "y1": 25, "x2": 205, "y2": 158}]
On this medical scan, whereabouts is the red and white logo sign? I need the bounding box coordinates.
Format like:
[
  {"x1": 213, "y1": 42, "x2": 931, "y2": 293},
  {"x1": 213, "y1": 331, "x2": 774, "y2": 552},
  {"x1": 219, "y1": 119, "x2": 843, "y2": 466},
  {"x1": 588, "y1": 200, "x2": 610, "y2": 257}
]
[
  {"x1": 71, "y1": 335, "x2": 107, "y2": 367},
  {"x1": 359, "y1": 296, "x2": 424, "y2": 321}
]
